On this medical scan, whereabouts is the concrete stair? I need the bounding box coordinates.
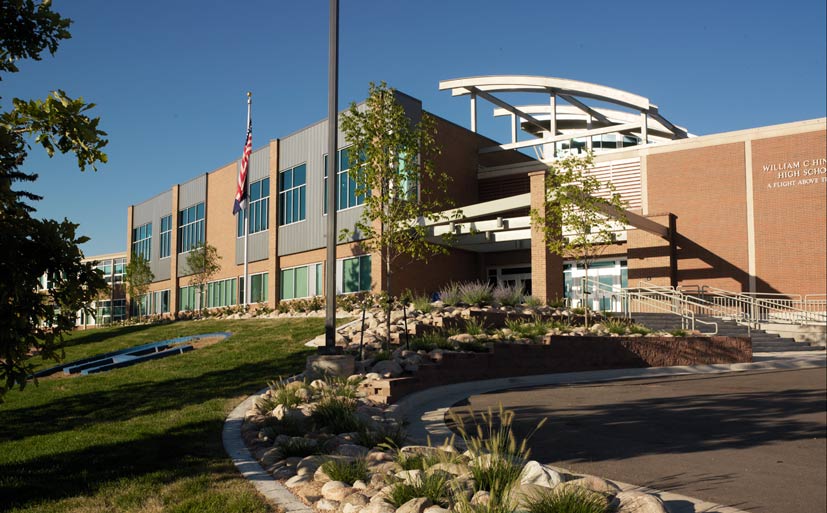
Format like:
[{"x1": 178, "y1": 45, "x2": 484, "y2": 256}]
[{"x1": 630, "y1": 313, "x2": 824, "y2": 353}]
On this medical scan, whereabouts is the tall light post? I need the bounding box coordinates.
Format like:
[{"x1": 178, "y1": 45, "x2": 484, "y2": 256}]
[{"x1": 323, "y1": 0, "x2": 339, "y2": 353}]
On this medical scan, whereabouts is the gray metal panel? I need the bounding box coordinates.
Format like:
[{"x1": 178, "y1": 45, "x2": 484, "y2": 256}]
[
  {"x1": 179, "y1": 174, "x2": 207, "y2": 209},
  {"x1": 248, "y1": 147, "x2": 269, "y2": 182},
  {"x1": 277, "y1": 117, "x2": 368, "y2": 256},
  {"x1": 177, "y1": 256, "x2": 191, "y2": 277},
  {"x1": 131, "y1": 190, "x2": 172, "y2": 282},
  {"x1": 236, "y1": 231, "x2": 269, "y2": 264}
]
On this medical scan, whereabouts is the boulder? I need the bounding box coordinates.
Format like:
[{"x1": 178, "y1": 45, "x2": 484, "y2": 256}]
[
  {"x1": 612, "y1": 491, "x2": 668, "y2": 513},
  {"x1": 284, "y1": 474, "x2": 312, "y2": 488},
  {"x1": 321, "y1": 480, "x2": 352, "y2": 502},
  {"x1": 336, "y1": 443, "x2": 370, "y2": 458},
  {"x1": 397, "y1": 497, "x2": 433, "y2": 513},
  {"x1": 371, "y1": 359, "x2": 403, "y2": 378},
  {"x1": 395, "y1": 469, "x2": 423, "y2": 486},
  {"x1": 565, "y1": 475, "x2": 621, "y2": 494},
  {"x1": 340, "y1": 492, "x2": 370, "y2": 513},
  {"x1": 315, "y1": 498, "x2": 338, "y2": 512},
  {"x1": 306, "y1": 354, "x2": 356, "y2": 378},
  {"x1": 260, "y1": 448, "x2": 283, "y2": 467},
  {"x1": 520, "y1": 460, "x2": 565, "y2": 489},
  {"x1": 362, "y1": 501, "x2": 395, "y2": 513},
  {"x1": 471, "y1": 490, "x2": 490, "y2": 505},
  {"x1": 423, "y1": 507, "x2": 451, "y2": 513}
]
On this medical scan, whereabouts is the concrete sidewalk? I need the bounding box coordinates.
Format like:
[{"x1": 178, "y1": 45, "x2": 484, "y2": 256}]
[{"x1": 391, "y1": 351, "x2": 826, "y2": 513}]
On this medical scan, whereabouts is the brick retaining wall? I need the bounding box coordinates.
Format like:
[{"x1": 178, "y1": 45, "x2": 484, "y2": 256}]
[{"x1": 361, "y1": 336, "x2": 751, "y2": 403}]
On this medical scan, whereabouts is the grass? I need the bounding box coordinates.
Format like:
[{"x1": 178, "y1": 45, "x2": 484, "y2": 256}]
[
  {"x1": 0, "y1": 318, "x2": 323, "y2": 513},
  {"x1": 385, "y1": 470, "x2": 452, "y2": 508},
  {"x1": 311, "y1": 396, "x2": 360, "y2": 434},
  {"x1": 523, "y1": 486, "x2": 609, "y2": 513},
  {"x1": 321, "y1": 458, "x2": 369, "y2": 485}
]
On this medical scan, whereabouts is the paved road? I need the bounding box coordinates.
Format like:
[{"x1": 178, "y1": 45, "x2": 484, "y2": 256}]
[{"x1": 448, "y1": 368, "x2": 827, "y2": 513}]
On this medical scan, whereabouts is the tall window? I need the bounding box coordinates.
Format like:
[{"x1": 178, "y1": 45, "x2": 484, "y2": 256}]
[
  {"x1": 324, "y1": 147, "x2": 365, "y2": 213},
  {"x1": 240, "y1": 272, "x2": 268, "y2": 303},
  {"x1": 159, "y1": 215, "x2": 172, "y2": 258},
  {"x1": 279, "y1": 164, "x2": 306, "y2": 225},
  {"x1": 237, "y1": 178, "x2": 270, "y2": 236},
  {"x1": 132, "y1": 223, "x2": 152, "y2": 261},
  {"x1": 179, "y1": 285, "x2": 198, "y2": 311},
  {"x1": 207, "y1": 277, "x2": 237, "y2": 308},
  {"x1": 280, "y1": 263, "x2": 323, "y2": 300},
  {"x1": 113, "y1": 258, "x2": 126, "y2": 284},
  {"x1": 178, "y1": 202, "x2": 205, "y2": 253},
  {"x1": 337, "y1": 255, "x2": 371, "y2": 294}
]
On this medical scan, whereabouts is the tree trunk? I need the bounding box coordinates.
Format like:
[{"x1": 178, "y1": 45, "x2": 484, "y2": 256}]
[
  {"x1": 385, "y1": 247, "x2": 391, "y2": 352},
  {"x1": 584, "y1": 261, "x2": 590, "y2": 328}
]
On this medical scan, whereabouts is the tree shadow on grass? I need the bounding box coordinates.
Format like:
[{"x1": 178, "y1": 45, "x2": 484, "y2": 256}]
[
  {"x1": 0, "y1": 347, "x2": 312, "y2": 442},
  {"x1": 0, "y1": 418, "x2": 237, "y2": 511}
]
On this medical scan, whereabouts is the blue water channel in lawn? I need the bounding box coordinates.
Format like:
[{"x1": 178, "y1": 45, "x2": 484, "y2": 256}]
[{"x1": 33, "y1": 332, "x2": 232, "y2": 377}]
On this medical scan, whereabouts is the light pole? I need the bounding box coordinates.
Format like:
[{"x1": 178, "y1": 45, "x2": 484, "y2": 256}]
[{"x1": 323, "y1": 0, "x2": 339, "y2": 354}]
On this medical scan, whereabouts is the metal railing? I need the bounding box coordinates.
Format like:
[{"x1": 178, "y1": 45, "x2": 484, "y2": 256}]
[
  {"x1": 685, "y1": 286, "x2": 827, "y2": 326},
  {"x1": 582, "y1": 277, "x2": 718, "y2": 334}
]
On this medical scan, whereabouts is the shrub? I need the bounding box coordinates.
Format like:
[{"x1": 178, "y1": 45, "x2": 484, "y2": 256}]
[
  {"x1": 670, "y1": 329, "x2": 688, "y2": 337},
  {"x1": 628, "y1": 323, "x2": 651, "y2": 335},
  {"x1": 458, "y1": 281, "x2": 494, "y2": 306},
  {"x1": 493, "y1": 283, "x2": 524, "y2": 307},
  {"x1": 439, "y1": 282, "x2": 463, "y2": 306},
  {"x1": 523, "y1": 486, "x2": 609, "y2": 513},
  {"x1": 524, "y1": 295, "x2": 544, "y2": 308},
  {"x1": 322, "y1": 458, "x2": 369, "y2": 485},
  {"x1": 373, "y1": 350, "x2": 392, "y2": 362},
  {"x1": 311, "y1": 396, "x2": 361, "y2": 434},
  {"x1": 571, "y1": 307, "x2": 585, "y2": 315},
  {"x1": 452, "y1": 406, "x2": 546, "y2": 501},
  {"x1": 463, "y1": 316, "x2": 488, "y2": 336},
  {"x1": 603, "y1": 318, "x2": 630, "y2": 335},
  {"x1": 458, "y1": 340, "x2": 489, "y2": 353},
  {"x1": 410, "y1": 332, "x2": 451, "y2": 352},
  {"x1": 412, "y1": 295, "x2": 434, "y2": 313},
  {"x1": 259, "y1": 415, "x2": 309, "y2": 437},
  {"x1": 385, "y1": 470, "x2": 452, "y2": 508},
  {"x1": 263, "y1": 379, "x2": 311, "y2": 410},
  {"x1": 319, "y1": 375, "x2": 364, "y2": 401},
  {"x1": 354, "y1": 421, "x2": 408, "y2": 449},
  {"x1": 277, "y1": 437, "x2": 321, "y2": 458}
]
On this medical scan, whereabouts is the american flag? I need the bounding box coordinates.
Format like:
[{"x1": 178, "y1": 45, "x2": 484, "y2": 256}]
[{"x1": 233, "y1": 107, "x2": 252, "y2": 215}]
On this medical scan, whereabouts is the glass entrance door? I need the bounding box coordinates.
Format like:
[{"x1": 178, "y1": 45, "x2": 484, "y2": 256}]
[
  {"x1": 563, "y1": 259, "x2": 627, "y2": 312},
  {"x1": 487, "y1": 265, "x2": 532, "y2": 296}
]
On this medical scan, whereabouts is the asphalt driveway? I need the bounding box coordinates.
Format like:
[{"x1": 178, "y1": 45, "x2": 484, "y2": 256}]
[{"x1": 448, "y1": 368, "x2": 827, "y2": 513}]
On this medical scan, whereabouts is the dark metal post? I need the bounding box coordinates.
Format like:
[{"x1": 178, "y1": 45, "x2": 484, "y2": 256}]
[
  {"x1": 403, "y1": 302, "x2": 409, "y2": 350},
  {"x1": 323, "y1": 0, "x2": 339, "y2": 353},
  {"x1": 359, "y1": 302, "x2": 366, "y2": 362}
]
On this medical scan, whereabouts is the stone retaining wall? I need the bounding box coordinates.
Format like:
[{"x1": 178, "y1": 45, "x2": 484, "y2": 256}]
[{"x1": 361, "y1": 336, "x2": 751, "y2": 403}]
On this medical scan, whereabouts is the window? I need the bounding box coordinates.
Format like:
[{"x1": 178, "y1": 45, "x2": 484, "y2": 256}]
[
  {"x1": 239, "y1": 272, "x2": 268, "y2": 303},
  {"x1": 96, "y1": 260, "x2": 113, "y2": 285},
  {"x1": 280, "y1": 263, "x2": 323, "y2": 300},
  {"x1": 207, "y1": 277, "x2": 237, "y2": 308},
  {"x1": 159, "y1": 215, "x2": 172, "y2": 258},
  {"x1": 279, "y1": 164, "x2": 306, "y2": 225},
  {"x1": 336, "y1": 255, "x2": 371, "y2": 294},
  {"x1": 179, "y1": 285, "x2": 199, "y2": 311},
  {"x1": 96, "y1": 299, "x2": 126, "y2": 324},
  {"x1": 113, "y1": 258, "x2": 126, "y2": 284},
  {"x1": 324, "y1": 147, "x2": 365, "y2": 213},
  {"x1": 237, "y1": 178, "x2": 270, "y2": 236},
  {"x1": 395, "y1": 152, "x2": 418, "y2": 201},
  {"x1": 178, "y1": 202, "x2": 205, "y2": 253},
  {"x1": 132, "y1": 223, "x2": 152, "y2": 261}
]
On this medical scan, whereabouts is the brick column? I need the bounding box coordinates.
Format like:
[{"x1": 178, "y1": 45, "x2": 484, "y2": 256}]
[{"x1": 529, "y1": 170, "x2": 563, "y2": 303}]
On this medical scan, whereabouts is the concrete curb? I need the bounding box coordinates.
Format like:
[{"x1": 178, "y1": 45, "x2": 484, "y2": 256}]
[
  {"x1": 222, "y1": 387, "x2": 314, "y2": 513},
  {"x1": 223, "y1": 351, "x2": 825, "y2": 513}
]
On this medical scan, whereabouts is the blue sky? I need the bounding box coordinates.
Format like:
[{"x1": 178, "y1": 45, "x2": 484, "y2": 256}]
[{"x1": 5, "y1": 0, "x2": 826, "y2": 255}]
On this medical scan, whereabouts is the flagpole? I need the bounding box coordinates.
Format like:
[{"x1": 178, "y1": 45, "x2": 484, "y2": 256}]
[{"x1": 244, "y1": 92, "x2": 251, "y2": 306}]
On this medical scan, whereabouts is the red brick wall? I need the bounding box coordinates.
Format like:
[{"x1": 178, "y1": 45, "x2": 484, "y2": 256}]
[
  {"x1": 751, "y1": 132, "x2": 826, "y2": 295},
  {"x1": 479, "y1": 175, "x2": 530, "y2": 202},
  {"x1": 647, "y1": 143, "x2": 750, "y2": 291}
]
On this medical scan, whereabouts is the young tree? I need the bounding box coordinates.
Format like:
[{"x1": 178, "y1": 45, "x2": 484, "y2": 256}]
[
  {"x1": 185, "y1": 242, "x2": 221, "y2": 314},
  {"x1": 340, "y1": 82, "x2": 460, "y2": 345},
  {"x1": 0, "y1": 1, "x2": 109, "y2": 401},
  {"x1": 125, "y1": 254, "x2": 154, "y2": 319},
  {"x1": 530, "y1": 152, "x2": 626, "y2": 326}
]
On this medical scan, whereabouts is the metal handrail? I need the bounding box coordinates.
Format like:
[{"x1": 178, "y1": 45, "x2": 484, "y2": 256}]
[
  {"x1": 583, "y1": 277, "x2": 718, "y2": 334},
  {"x1": 698, "y1": 286, "x2": 826, "y2": 325},
  {"x1": 635, "y1": 281, "x2": 744, "y2": 333}
]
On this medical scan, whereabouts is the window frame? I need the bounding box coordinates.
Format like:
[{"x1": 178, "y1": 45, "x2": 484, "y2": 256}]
[
  {"x1": 177, "y1": 202, "x2": 205, "y2": 254},
  {"x1": 278, "y1": 164, "x2": 306, "y2": 226}
]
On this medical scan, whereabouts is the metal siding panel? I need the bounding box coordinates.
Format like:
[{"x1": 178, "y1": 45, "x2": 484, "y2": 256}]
[
  {"x1": 132, "y1": 191, "x2": 172, "y2": 283},
  {"x1": 179, "y1": 174, "x2": 207, "y2": 208},
  {"x1": 236, "y1": 231, "x2": 269, "y2": 264},
  {"x1": 277, "y1": 119, "x2": 364, "y2": 256},
  {"x1": 248, "y1": 147, "x2": 269, "y2": 182}
]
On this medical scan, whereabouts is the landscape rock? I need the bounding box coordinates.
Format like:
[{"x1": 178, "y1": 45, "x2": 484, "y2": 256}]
[
  {"x1": 315, "y1": 498, "x2": 338, "y2": 512},
  {"x1": 371, "y1": 359, "x2": 403, "y2": 378},
  {"x1": 336, "y1": 443, "x2": 370, "y2": 458},
  {"x1": 565, "y1": 475, "x2": 621, "y2": 494},
  {"x1": 612, "y1": 491, "x2": 668, "y2": 513},
  {"x1": 520, "y1": 460, "x2": 565, "y2": 488},
  {"x1": 320, "y1": 480, "x2": 352, "y2": 501},
  {"x1": 284, "y1": 474, "x2": 312, "y2": 488},
  {"x1": 397, "y1": 497, "x2": 433, "y2": 513}
]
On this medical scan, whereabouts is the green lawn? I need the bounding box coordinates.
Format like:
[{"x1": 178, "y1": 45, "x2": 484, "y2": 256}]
[{"x1": 0, "y1": 318, "x2": 323, "y2": 513}]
